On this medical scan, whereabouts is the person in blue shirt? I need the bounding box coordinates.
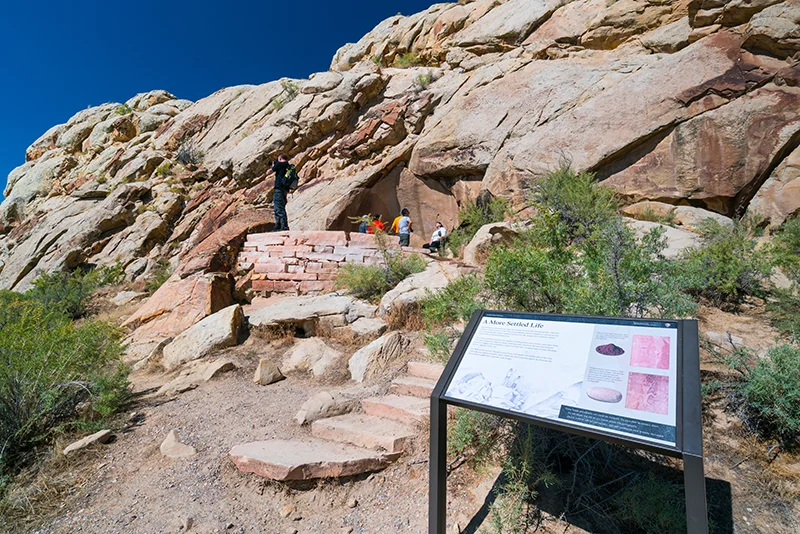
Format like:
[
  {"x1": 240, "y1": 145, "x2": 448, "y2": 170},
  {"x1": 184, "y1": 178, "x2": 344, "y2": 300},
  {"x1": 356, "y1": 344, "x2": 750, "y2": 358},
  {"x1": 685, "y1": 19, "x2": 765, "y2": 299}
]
[{"x1": 397, "y1": 208, "x2": 412, "y2": 247}]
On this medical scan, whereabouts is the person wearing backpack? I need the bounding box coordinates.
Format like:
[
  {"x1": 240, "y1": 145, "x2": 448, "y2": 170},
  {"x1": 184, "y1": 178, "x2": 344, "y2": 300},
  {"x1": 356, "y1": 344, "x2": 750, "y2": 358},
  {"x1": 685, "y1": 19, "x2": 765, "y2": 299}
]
[{"x1": 267, "y1": 154, "x2": 297, "y2": 231}]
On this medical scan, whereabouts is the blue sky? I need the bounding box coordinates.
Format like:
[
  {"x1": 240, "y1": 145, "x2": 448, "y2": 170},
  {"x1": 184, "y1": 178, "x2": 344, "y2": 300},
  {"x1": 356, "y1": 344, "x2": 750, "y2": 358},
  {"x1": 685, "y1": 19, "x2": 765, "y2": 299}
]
[{"x1": 0, "y1": 0, "x2": 437, "y2": 195}]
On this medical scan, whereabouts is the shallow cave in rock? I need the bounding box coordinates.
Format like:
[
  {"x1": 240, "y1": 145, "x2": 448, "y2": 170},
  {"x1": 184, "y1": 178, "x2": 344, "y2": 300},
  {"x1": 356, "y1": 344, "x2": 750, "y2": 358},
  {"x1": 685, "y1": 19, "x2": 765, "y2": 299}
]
[{"x1": 329, "y1": 163, "x2": 463, "y2": 246}]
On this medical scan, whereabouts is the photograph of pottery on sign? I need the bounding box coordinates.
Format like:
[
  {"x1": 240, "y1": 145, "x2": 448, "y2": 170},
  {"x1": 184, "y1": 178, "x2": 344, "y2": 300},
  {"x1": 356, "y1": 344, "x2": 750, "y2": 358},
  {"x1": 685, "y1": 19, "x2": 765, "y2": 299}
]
[{"x1": 443, "y1": 313, "x2": 679, "y2": 448}]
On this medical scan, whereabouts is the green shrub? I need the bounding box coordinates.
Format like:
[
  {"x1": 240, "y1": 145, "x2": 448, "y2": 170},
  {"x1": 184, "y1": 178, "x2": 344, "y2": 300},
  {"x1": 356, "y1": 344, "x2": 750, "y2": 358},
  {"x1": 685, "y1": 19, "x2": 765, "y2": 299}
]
[
  {"x1": 637, "y1": 205, "x2": 676, "y2": 226},
  {"x1": 423, "y1": 331, "x2": 452, "y2": 363},
  {"x1": 447, "y1": 197, "x2": 510, "y2": 257},
  {"x1": 393, "y1": 52, "x2": 421, "y2": 68},
  {"x1": 530, "y1": 163, "x2": 618, "y2": 247},
  {"x1": 420, "y1": 275, "x2": 483, "y2": 327},
  {"x1": 26, "y1": 265, "x2": 124, "y2": 320},
  {"x1": 415, "y1": 73, "x2": 432, "y2": 89},
  {"x1": 146, "y1": 259, "x2": 172, "y2": 294},
  {"x1": 679, "y1": 217, "x2": 772, "y2": 308},
  {"x1": 114, "y1": 104, "x2": 132, "y2": 115},
  {"x1": 739, "y1": 344, "x2": 800, "y2": 447},
  {"x1": 770, "y1": 217, "x2": 800, "y2": 284},
  {"x1": 337, "y1": 263, "x2": 392, "y2": 301},
  {"x1": 155, "y1": 161, "x2": 172, "y2": 177},
  {"x1": 0, "y1": 293, "x2": 128, "y2": 474},
  {"x1": 448, "y1": 408, "x2": 506, "y2": 466},
  {"x1": 767, "y1": 291, "x2": 800, "y2": 342},
  {"x1": 615, "y1": 473, "x2": 686, "y2": 534},
  {"x1": 272, "y1": 80, "x2": 301, "y2": 111}
]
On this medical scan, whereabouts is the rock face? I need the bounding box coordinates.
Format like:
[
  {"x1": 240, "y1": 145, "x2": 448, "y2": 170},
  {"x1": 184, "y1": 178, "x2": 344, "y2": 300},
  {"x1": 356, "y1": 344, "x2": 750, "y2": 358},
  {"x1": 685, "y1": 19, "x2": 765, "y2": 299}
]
[{"x1": 2, "y1": 1, "x2": 799, "y2": 310}]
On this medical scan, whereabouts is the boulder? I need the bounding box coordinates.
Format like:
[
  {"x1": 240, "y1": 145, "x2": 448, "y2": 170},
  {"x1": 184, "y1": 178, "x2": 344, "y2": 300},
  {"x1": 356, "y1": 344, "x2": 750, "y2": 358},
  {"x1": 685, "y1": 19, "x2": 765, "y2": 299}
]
[
  {"x1": 295, "y1": 391, "x2": 360, "y2": 425},
  {"x1": 254, "y1": 358, "x2": 284, "y2": 385},
  {"x1": 247, "y1": 294, "x2": 355, "y2": 330},
  {"x1": 110, "y1": 290, "x2": 148, "y2": 306},
  {"x1": 160, "y1": 430, "x2": 197, "y2": 458},
  {"x1": 348, "y1": 332, "x2": 410, "y2": 382},
  {"x1": 160, "y1": 304, "x2": 243, "y2": 371},
  {"x1": 282, "y1": 338, "x2": 343, "y2": 376},
  {"x1": 379, "y1": 261, "x2": 460, "y2": 314},
  {"x1": 462, "y1": 222, "x2": 518, "y2": 265},
  {"x1": 63, "y1": 429, "x2": 113, "y2": 455},
  {"x1": 348, "y1": 317, "x2": 388, "y2": 341}
]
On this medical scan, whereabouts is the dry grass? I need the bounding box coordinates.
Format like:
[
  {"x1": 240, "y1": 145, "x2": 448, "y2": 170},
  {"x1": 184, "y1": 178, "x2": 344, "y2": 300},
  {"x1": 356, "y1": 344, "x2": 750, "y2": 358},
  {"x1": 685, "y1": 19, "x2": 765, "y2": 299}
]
[{"x1": 386, "y1": 303, "x2": 425, "y2": 331}]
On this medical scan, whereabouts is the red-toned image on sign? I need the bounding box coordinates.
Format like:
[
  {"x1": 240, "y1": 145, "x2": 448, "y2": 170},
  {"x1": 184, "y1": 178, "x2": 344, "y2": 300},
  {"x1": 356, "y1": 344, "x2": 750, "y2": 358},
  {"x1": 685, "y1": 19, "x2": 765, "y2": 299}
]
[
  {"x1": 625, "y1": 372, "x2": 669, "y2": 415},
  {"x1": 630, "y1": 335, "x2": 670, "y2": 370}
]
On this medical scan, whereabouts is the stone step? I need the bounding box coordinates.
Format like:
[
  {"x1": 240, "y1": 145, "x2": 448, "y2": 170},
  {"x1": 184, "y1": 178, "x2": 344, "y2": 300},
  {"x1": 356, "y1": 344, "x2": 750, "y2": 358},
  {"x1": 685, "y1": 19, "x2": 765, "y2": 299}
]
[
  {"x1": 390, "y1": 375, "x2": 437, "y2": 398},
  {"x1": 361, "y1": 395, "x2": 429, "y2": 425},
  {"x1": 229, "y1": 439, "x2": 399, "y2": 481},
  {"x1": 407, "y1": 361, "x2": 445, "y2": 382},
  {"x1": 311, "y1": 414, "x2": 415, "y2": 453}
]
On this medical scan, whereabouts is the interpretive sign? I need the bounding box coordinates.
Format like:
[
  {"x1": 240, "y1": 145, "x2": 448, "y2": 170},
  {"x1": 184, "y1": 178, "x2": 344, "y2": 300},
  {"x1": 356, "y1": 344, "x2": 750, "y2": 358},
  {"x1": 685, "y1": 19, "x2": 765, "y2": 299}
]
[{"x1": 429, "y1": 311, "x2": 708, "y2": 534}]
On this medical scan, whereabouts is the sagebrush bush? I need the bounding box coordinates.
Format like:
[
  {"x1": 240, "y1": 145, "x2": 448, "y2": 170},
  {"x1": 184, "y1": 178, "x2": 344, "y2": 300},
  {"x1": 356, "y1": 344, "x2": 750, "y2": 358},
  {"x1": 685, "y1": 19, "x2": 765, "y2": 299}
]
[
  {"x1": 420, "y1": 275, "x2": 483, "y2": 327},
  {"x1": 0, "y1": 292, "x2": 128, "y2": 474},
  {"x1": 615, "y1": 474, "x2": 686, "y2": 534},
  {"x1": 770, "y1": 217, "x2": 800, "y2": 284},
  {"x1": 739, "y1": 344, "x2": 800, "y2": 447},
  {"x1": 529, "y1": 163, "x2": 618, "y2": 246},
  {"x1": 27, "y1": 265, "x2": 123, "y2": 319},
  {"x1": 175, "y1": 140, "x2": 204, "y2": 166},
  {"x1": 447, "y1": 197, "x2": 510, "y2": 257},
  {"x1": 679, "y1": 217, "x2": 772, "y2": 308}
]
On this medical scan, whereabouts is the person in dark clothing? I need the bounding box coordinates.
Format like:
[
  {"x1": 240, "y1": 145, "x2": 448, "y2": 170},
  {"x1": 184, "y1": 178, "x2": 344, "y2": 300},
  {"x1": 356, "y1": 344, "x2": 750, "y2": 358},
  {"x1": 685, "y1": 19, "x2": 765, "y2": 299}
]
[{"x1": 267, "y1": 154, "x2": 291, "y2": 231}]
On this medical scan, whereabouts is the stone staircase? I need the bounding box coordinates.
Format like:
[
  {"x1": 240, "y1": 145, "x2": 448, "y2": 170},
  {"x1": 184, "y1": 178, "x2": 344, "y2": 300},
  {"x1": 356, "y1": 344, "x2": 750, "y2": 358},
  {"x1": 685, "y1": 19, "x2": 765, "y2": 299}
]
[{"x1": 229, "y1": 360, "x2": 445, "y2": 481}]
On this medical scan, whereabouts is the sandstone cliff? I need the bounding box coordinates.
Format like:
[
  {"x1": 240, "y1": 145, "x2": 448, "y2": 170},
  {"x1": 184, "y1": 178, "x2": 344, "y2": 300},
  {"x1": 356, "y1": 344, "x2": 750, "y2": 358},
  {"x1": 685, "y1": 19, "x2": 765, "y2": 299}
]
[{"x1": 2, "y1": 0, "x2": 800, "y2": 292}]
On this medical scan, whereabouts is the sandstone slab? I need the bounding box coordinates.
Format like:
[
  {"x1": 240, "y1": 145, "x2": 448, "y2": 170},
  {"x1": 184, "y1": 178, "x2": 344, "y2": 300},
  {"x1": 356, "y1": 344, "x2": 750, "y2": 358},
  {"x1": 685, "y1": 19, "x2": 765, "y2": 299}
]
[
  {"x1": 379, "y1": 260, "x2": 460, "y2": 314},
  {"x1": 311, "y1": 414, "x2": 415, "y2": 453},
  {"x1": 361, "y1": 395, "x2": 429, "y2": 425},
  {"x1": 389, "y1": 375, "x2": 437, "y2": 398},
  {"x1": 247, "y1": 294, "x2": 355, "y2": 328},
  {"x1": 407, "y1": 361, "x2": 445, "y2": 382},
  {"x1": 228, "y1": 439, "x2": 398, "y2": 480}
]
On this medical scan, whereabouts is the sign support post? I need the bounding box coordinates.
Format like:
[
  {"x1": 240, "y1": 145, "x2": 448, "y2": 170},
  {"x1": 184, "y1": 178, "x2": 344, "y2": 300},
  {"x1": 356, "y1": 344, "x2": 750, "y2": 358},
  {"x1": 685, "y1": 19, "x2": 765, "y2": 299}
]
[{"x1": 428, "y1": 311, "x2": 709, "y2": 534}]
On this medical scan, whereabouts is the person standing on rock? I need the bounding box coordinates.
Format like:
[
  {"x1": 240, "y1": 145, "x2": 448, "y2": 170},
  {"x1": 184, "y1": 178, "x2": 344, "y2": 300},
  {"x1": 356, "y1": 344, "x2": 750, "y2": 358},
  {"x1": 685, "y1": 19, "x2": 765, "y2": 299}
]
[
  {"x1": 397, "y1": 208, "x2": 412, "y2": 247},
  {"x1": 267, "y1": 154, "x2": 292, "y2": 231}
]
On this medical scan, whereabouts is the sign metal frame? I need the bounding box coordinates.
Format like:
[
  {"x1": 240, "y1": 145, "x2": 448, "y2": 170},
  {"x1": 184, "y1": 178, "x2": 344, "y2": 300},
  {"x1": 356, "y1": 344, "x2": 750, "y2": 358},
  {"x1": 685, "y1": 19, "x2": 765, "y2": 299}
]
[{"x1": 428, "y1": 310, "x2": 708, "y2": 533}]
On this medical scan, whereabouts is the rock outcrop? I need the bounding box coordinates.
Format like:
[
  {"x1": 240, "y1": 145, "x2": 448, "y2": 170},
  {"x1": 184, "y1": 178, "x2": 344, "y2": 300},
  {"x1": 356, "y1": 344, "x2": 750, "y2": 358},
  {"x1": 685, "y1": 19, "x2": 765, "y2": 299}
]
[{"x1": 2, "y1": 0, "x2": 800, "y2": 335}]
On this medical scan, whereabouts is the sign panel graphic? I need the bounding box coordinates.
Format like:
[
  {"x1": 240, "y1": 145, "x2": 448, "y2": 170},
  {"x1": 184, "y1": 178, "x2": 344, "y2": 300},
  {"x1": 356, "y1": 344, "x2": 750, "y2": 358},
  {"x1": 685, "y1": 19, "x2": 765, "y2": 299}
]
[{"x1": 443, "y1": 312, "x2": 679, "y2": 447}]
